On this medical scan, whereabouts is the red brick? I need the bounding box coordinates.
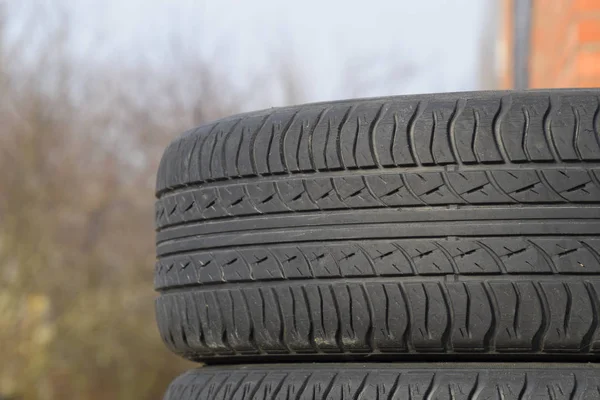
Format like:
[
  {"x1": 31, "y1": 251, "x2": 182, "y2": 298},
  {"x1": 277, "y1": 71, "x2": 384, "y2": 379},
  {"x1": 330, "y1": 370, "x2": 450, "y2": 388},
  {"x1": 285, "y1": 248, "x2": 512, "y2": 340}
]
[
  {"x1": 575, "y1": 76, "x2": 600, "y2": 87},
  {"x1": 575, "y1": 18, "x2": 600, "y2": 44},
  {"x1": 574, "y1": 49, "x2": 600, "y2": 77},
  {"x1": 529, "y1": 0, "x2": 580, "y2": 88},
  {"x1": 548, "y1": 22, "x2": 579, "y2": 82},
  {"x1": 572, "y1": 0, "x2": 600, "y2": 14},
  {"x1": 500, "y1": 0, "x2": 600, "y2": 89},
  {"x1": 574, "y1": 76, "x2": 600, "y2": 87},
  {"x1": 554, "y1": 58, "x2": 578, "y2": 87}
]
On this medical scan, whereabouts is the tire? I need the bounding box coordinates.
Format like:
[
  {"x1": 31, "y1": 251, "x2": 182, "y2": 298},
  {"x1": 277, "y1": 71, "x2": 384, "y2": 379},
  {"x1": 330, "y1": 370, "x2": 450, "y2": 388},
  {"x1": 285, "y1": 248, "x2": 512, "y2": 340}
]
[
  {"x1": 163, "y1": 363, "x2": 600, "y2": 400},
  {"x1": 155, "y1": 89, "x2": 600, "y2": 362}
]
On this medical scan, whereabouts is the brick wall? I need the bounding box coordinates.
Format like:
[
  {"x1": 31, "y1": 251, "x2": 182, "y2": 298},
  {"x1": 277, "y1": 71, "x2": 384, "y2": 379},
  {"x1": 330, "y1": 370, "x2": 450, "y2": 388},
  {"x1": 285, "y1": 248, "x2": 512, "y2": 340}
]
[{"x1": 501, "y1": 0, "x2": 600, "y2": 88}]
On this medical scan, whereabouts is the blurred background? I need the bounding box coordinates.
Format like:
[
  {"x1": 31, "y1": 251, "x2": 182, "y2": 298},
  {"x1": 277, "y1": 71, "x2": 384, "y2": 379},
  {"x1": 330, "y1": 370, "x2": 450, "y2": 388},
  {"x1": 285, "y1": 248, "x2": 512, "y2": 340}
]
[{"x1": 0, "y1": 0, "x2": 598, "y2": 398}]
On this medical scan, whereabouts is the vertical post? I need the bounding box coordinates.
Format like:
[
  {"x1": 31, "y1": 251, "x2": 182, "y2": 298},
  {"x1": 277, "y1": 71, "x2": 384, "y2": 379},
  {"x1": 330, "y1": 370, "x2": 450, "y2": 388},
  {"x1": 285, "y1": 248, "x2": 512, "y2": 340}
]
[{"x1": 513, "y1": 0, "x2": 532, "y2": 89}]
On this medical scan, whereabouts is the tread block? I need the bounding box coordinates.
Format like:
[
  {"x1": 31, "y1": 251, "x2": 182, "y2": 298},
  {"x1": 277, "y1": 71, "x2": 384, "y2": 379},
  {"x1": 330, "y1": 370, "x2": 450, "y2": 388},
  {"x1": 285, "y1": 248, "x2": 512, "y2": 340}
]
[
  {"x1": 551, "y1": 95, "x2": 600, "y2": 161},
  {"x1": 500, "y1": 95, "x2": 553, "y2": 162},
  {"x1": 412, "y1": 101, "x2": 457, "y2": 165},
  {"x1": 404, "y1": 172, "x2": 461, "y2": 204},
  {"x1": 488, "y1": 281, "x2": 543, "y2": 351},
  {"x1": 446, "y1": 282, "x2": 493, "y2": 351},
  {"x1": 311, "y1": 105, "x2": 348, "y2": 170},
  {"x1": 246, "y1": 182, "x2": 290, "y2": 214},
  {"x1": 364, "y1": 174, "x2": 421, "y2": 206},
  {"x1": 454, "y1": 98, "x2": 503, "y2": 163}
]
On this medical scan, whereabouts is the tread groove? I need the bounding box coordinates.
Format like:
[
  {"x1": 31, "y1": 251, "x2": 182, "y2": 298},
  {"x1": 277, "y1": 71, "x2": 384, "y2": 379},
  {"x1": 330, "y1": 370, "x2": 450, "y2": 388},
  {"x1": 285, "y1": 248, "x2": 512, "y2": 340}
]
[
  {"x1": 369, "y1": 103, "x2": 386, "y2": 168},
  {"x1": 544, "y1": 95, "x2": 561, "y2": 161},
  {"x1": 280, "y1": 108, "x2": 301, "y2": 173},
  {"x1": 493, "y1": 95, "x2": 510, "y2": 163},
  {"x1": 407, "y1": 100, "x2": 422, "y2": 166},
  {"x1": 199, "y1": 123, "x2": 220, "y2": 182},
  {"x1": 583, "y1": 282, "x2": 599, "y2": 352},
  {"x1": 337, "y1": 105, "x2": 356, "y2": 170},
  {"x1": 532, "y1": 282, "x2": 550, "y2": 352}
]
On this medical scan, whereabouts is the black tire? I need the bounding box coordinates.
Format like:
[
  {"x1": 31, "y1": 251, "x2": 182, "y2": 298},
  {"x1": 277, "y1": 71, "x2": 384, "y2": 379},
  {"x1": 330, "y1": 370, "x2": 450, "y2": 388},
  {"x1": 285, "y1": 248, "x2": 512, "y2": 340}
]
[
  {"x1": 163, "y1": 363, "x2": 600, "y2": 400},
  {"x1": 155, "y1": 89, "x2": 600, "y2": 363}
]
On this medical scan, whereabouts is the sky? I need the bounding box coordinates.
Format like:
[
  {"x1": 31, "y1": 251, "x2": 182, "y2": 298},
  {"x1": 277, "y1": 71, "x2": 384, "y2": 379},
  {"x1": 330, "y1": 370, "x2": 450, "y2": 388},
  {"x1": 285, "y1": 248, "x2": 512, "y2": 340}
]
[{"x1": 9, "y1": 0, "x2": 493, "y2": 103}]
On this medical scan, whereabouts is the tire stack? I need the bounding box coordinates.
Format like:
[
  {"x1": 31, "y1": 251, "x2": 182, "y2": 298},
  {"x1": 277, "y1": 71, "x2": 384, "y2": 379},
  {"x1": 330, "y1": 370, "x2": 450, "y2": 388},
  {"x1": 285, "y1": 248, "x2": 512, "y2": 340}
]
[{"x1": 155, "y1": 89, "x2": 600, "y2": 399}]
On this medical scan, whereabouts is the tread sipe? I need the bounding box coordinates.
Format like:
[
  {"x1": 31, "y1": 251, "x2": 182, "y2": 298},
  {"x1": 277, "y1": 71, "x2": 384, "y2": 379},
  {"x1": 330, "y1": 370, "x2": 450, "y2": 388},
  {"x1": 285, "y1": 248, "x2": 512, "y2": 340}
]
[
  {"x1": 163, "y1": 364, "x2": 600, "y2": 400},
  {"x1": 155, "y1": 89, "x2": 600, "y2": 362}
]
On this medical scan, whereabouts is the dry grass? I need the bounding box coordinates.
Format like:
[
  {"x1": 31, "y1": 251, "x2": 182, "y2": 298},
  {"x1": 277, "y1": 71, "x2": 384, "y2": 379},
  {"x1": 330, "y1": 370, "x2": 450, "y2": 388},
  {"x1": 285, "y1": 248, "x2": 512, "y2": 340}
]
[
  {"x1": 0, "y1": 3, "x2": 417, "y2": 398},
  {"x1": 0, "y1": 5, "x2": 247, "y2": 399}
]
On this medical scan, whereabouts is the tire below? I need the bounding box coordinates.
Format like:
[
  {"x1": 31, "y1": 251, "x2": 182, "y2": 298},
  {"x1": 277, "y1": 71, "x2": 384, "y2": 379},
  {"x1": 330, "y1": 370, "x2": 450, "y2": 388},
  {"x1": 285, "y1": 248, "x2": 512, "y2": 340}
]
[{"x1": 163, "y1": 363, "x2": 600, "y2": 400}]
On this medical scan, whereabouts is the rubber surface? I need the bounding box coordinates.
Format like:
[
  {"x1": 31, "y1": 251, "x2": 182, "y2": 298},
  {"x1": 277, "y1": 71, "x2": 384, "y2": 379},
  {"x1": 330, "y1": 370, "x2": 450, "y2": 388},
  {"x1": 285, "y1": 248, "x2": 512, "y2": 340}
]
[
  {"x1": 155, "y1": 89, "x2": 600, "y2": 362},
  {"x1": 163, "y1": 364, "x2": 600, "y2": 399}
]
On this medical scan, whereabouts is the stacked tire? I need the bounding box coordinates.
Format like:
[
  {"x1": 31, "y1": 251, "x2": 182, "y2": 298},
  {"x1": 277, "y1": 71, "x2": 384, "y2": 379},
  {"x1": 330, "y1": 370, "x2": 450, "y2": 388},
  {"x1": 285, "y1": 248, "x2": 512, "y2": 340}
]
[{"x1": 155, "y1": 89, "x2": 600, "y2": 399}]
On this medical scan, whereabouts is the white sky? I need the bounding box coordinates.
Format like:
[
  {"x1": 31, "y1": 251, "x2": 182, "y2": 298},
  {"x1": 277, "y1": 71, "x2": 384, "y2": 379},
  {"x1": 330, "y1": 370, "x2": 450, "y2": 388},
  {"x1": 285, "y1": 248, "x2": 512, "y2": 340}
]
[{"x1": 9, "y1": 0, "x2": 492, "y2": 103}]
